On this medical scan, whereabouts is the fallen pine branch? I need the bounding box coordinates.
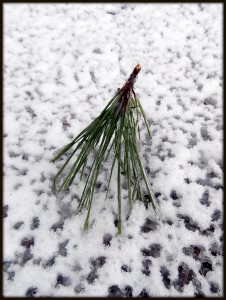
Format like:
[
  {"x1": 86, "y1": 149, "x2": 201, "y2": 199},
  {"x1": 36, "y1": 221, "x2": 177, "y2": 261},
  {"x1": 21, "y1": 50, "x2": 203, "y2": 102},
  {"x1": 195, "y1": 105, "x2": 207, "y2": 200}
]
[{"x1": 51, "y1": 64, "x2": 158, "y2": 234}]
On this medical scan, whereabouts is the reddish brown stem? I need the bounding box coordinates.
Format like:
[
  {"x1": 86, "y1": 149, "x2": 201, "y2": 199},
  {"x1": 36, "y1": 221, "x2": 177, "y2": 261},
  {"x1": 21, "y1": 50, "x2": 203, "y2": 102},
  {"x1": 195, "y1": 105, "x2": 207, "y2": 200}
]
[{"x1": 119, "y1": 64, "x2": 141, "y2": 107}]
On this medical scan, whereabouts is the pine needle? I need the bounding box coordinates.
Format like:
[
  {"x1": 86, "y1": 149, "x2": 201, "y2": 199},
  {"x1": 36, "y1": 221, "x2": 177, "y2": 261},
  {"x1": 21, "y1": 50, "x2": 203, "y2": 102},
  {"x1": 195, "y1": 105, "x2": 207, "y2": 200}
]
[{"x1": 51, "y1": 65, "x2": 158, "y2": 234}]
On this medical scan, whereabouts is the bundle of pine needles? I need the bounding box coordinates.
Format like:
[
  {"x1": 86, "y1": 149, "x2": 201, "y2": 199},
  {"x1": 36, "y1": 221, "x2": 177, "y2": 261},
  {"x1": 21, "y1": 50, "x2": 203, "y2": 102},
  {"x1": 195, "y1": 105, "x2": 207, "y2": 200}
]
[{"x1": 51, "y1": 65, "x2": 157, "y2": 234}]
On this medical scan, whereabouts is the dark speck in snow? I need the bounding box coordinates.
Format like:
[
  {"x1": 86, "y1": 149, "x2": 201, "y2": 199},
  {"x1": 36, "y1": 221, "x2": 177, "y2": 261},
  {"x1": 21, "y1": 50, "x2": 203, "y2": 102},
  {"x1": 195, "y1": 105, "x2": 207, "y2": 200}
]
[
  {"x1": 7, "y1": 271, "x2": 15, "y2": 281},
  {"x1": 160, "y1": 266, "x2": 171, "y2": 289},
  {"x1": 124, "y1": 285, "x2": 133, "y2": 297},
  {"x1": 33, "y1": 258, "x2": 42, "y2": 265},
  {"x1": 22, "y1": 249, "x2": 33, "y2": 265},
  {"x1": 166, "y1": 219, "x2": 173, "y2": 226},
  {"x1": 211, "y1": 209, "x2": 221, "y2": 222},
  {"x1": 121, "y1": 264, "x2": 132, "y2": 273},
  {"x1": 86, "y1": 268, "x2": 98, "y2": 284},
  {"x1": 108, "y1": 285, "x2": 123, "y2": 297},
  {"x1": 206, "y1": 171, "x2": 218, "y2": 179},
  {"x1": 3, "y1": 261, "x2": 12, "y2": 272},
  {"x1": 103, "y1": 233, "x2": 113, "y2": 246},
  {"x1": 170, "y1": 190, "x2": 180, "y2": 200},
  {"x1": 204, "y1": 97, "x2": 217, "y2": 106},
  {"x1": 30, "y1": 217, "x2": 40, "y2": 230},
  {"x1": 154, "y1": 192, "x2": 161, "y2": 198},
  {"x1": 43, "y1": 256, "x2": 56, "y2": 268},
  {"x1": 58, "y1": 239, "x2": 69, "y2": 257},
  {"x1": 141, "y1": 244, "x2": 162, "y2": 258},
  {"x1": 141, "y1": 218, "x2": 159, "y2": 233},
  {"x1": 3, "y1": 205, "x2": 9, "y2": 218},
  {"x1": 18, "y1": 168, "x2": 28, "y2": 176},
  {"x1": 51, "y1": 221, "x2": 64, "y2": 231},
  {"x1": 114, "y1": 219, "x2": 119, "y2": 228},
  {"x1": 173, "y1": 201, "x2": 181, "y2": 208},
  {"x1": 25, "y1": 287, "x2": 38, "y2": 297},
  {"x1": 142, "y1": 259, "x2": 152, "y2": 276},
  {"x1": 182, "y1": 245, "x2": 204, "y2": 260},
  {"x1": 9, "y1": 151, "x2": 20, "y2": 158},
  {"x1": 209, "y1": 242, "x2": 222, "y2": 257},
  {"x1": 173, "y1": 262, "x2": 194, "y2": 292},
  {"x1": 194, "y1": 290, "x2": 205, "y2": 297},
  {"x1": 74, "y1": 283, "x2": 85, "y2": 294},
  {"x1": 96, "y1": 181, "x2": 102, "y2": 189},
  {"x1": 56, "y1": 274, "x2": 72, "y2": 287},
  {"x1": 13, "y1": 221, "x2": 24, "y2": 229},
  {"x1": 21, "y1": 237, "x2": 35, "y2": 248},
  {"x1": 106, "y1": 11, "x2": 116, "y2": 15},
  {"x1": 201, "y1": 224, "x2": 215, "y2": 236},
  {"x1": 93, "y1": 48, "x2": 103, "y2": 54},
  {"x1": 177, "y1": 214, "x2": 200, "y2": 232},
  {"x1": 200, "y1": 127, "x2": 212, "y2": 141},
  {"x1": 35, "y1": 155, "x2": 42, "y2": 162},
  {"x1": 200, "y1": 190, "x2": 210, "y2": 206},
  {"x1": 139, "y1": 288, "x2": 149, "y2": 297},
  {"x1": 213, "y1": 184, "x2": 223, "y2": 191},
  {"x1": 90, "y1": 256, "x2": 106, "y2": 269},
  {"x1": 199, "y1": 259, "x2": 213, "y2": 276},
  {"x1": 14, "y1": 183, "x2": 22, "y2": 190},
  {"x1": 209, "y1": 281, "x2": 219, "y2": 293},
  {"x1": 73, "y1": 263, "x2": 82, "y2": 272},
  {"x1": 184, "y1": 177, "x2": 192, "y2": 184},
  {"x1": 34, "y1": 189, "x2": 44, "y2": 197},
  {"x1": 25, "y1": 105, "x2": 37, "y2": 118}
]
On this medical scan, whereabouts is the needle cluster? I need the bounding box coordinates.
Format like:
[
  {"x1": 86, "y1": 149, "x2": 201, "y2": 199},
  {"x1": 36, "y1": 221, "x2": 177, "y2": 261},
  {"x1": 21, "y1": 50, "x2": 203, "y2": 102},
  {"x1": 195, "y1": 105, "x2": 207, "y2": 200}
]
[{"x1": 51, "y1": 65, "x2": 157, "y2": 234}]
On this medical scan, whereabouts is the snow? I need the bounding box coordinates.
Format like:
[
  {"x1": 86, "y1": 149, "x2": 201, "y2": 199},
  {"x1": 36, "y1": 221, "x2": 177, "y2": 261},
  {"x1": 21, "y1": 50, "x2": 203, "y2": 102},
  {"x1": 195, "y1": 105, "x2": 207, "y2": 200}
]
[{"x1": 3, "y1": 3, "x2": 223, "y2": 297}]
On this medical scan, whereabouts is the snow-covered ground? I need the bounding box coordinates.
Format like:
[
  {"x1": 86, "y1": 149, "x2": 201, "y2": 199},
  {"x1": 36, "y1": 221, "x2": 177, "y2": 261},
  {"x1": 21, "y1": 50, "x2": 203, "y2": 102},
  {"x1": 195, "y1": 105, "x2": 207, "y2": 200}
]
[{"x1": 3, "y1": 3, "x2": 223, "y2": 297}]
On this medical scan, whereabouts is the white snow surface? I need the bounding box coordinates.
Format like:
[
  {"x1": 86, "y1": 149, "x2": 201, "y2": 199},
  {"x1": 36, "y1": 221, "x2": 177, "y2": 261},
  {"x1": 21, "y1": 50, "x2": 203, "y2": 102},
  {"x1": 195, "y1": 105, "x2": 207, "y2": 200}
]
[{"x1": 3, "y1": 3, "x2": 223, "y2": 297}]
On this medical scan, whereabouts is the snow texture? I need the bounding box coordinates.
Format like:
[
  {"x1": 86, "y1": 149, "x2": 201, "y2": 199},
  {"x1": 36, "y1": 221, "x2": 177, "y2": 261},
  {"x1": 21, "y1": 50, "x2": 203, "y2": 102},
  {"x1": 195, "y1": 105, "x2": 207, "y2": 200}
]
[{"x1": 3, "y1": 3, "x2": 223, "y2": 297}]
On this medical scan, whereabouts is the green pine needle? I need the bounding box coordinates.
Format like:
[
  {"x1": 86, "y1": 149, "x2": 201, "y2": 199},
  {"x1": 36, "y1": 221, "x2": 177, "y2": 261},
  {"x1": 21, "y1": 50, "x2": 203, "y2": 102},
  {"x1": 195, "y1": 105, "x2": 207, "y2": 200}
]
[{"x1": 51, "y1": 65, "x2": 158, "y2": 234}]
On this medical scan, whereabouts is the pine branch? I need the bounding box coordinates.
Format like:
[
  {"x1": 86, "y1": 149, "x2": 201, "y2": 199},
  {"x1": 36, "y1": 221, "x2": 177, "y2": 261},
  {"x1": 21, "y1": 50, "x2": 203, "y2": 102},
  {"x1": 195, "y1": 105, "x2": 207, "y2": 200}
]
[{"x1": 51, "y1": 65, "x2": 158, "y2": 234}]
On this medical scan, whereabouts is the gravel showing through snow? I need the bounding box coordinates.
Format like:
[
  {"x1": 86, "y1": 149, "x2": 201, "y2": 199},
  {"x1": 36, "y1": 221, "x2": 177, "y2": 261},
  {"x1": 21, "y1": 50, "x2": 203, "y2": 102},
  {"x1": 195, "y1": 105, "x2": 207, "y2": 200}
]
[{"x1": 3, "y1": 3, "x2": 223, "y2": 297}]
